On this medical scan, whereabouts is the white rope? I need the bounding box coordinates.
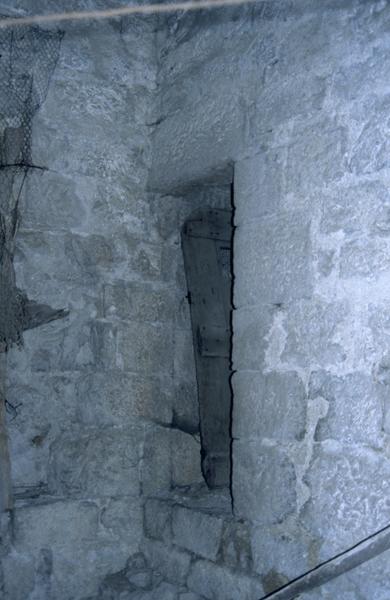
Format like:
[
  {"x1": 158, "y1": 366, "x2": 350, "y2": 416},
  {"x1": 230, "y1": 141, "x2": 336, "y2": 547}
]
[{"x1": 0, "y1": 0, "x2": 261, "y2": 29}]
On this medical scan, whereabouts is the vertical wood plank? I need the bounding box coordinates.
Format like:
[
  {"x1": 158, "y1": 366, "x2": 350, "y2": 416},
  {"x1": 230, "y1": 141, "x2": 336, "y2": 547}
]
[
  {"x1": 182, "y1": 208, "x2": 232, "y2": 488},
  {"x1": 0, "y1": 353, "x2": 12, "y2": 512}
]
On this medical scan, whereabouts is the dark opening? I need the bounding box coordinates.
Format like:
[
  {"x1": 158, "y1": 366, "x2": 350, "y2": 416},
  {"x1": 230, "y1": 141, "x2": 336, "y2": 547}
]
[{"x1": 181, "y1": 193, "x2": 234, "y2": 490}]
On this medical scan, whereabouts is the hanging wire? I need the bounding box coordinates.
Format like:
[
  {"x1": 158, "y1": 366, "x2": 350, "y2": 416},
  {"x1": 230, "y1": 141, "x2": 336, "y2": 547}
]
[{"x1": 0, "y1": 0, "x2": 261, "y2": 29}]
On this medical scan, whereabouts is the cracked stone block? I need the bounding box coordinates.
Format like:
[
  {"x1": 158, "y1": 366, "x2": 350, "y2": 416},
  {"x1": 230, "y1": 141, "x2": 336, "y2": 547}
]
[
  {"x1": 232, "y1": 440, "x2": 297, "y2": 524},
  {"x1": 187, "y1": 559, "x2": 264, "y2": 600},
  {"x1": 232, "y1": 370, "x2": 306, "y2": 441},
  {"x1": 302, "y1": 444, "x2": 390, "y2": 559},
  {"x1": 144, "y1": 498, "x2": 173, "y2": 542},
  {"x1": 101, "y1": 281, "x2": 174, "y2": 323},
  {"x1": 309, "y1": 371, "x2": 383, "y2": 446},
  {"x1": 48, "y1": 426, "x2": 143, "y2": 497},
  {"x1": 172, "y1": 505, "x2": 224, "y2": 561},
  {"x1": 234, "y1": 212, "x2": 313, "y2": 307},
  {"x1": 141, "y1": 539, "x2": 192, "y2": 585},
  {"x1": 76, "y1": 371, "x2": 173, "y2": 427},
  {"x1": 232, "y1": 304, "x2": 275, "y2": 372}
]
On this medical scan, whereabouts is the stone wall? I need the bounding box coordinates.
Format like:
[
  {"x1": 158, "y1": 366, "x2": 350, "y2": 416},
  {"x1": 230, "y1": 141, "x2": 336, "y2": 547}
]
[
  {"x1": 0, "y1": 6, "x2": 215, "y2": 599},
  {"x1": 150, "y1": 1, "x2": 390, "y2": 597},
  {"x1": 2, "y1": 1, "x2": 390, "y2": 598}
]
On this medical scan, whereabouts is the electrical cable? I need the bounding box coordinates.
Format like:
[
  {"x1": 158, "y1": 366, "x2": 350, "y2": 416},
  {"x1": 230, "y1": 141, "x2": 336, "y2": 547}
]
[
  {"x1": 257, "y1": 520, "x2": 390, "y2": 600},
  {"x1": 0, "y1": 0, "x2": 261, "y2": 29}
]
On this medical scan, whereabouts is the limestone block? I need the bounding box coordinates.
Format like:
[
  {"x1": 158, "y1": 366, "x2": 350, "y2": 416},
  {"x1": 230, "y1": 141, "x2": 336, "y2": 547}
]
[
  {"x1": 173, "y1": 329, "x2": 199, "y2": 433},
  {"x1": 99, "y1": 497, "x2": 143, "y2": 545},
  {"x1": 339, "y1": 238, "x2": 390, "y2": 279},
  {"x1": 148, "y1": 78, "x2": 240, "y2": 192},
  {"x1": 309, "y1": 371, "x2": 383, "y2": 446},
  {"x1": 65, "y1": 231, "x2": 117, "y2": 276},
  {"x1": 20, "y1": 170, "x2": 88, "y2": 231},
  {"x1": 171, "y1": 429, "x2": 203, "y2": 488},
  {"x1": 172, "y1": 505, "x2": 224, "y2": 561},
  {"x1": 350, "y1": 101, "x2": 390, "y2": 175},
  {"x1": 220, "y1": 519, "x2": 252, "y2": 572},
  {"x1": 2, "y1": 549, "x2": 36, "y2": 600},
  {"x1": 141, "y1": 426, "x2": 172, "y2": 496},
  {"x1": 13, "y1": 230, "x2": 89, "y2": 303},
  {"x1": 255, "y1": 73, "x2": 327, "y2": 138},
  {"x1": 5, "y1": 372, "x2": 77, "y2": 488},
  {"x1": 9, "y1": 316, "x2": 100, "y2": 375},
  {"x1": 232, "y1": 370, "x2": 306, "y2": 441},
  {"x1": 119, "y1": 235, "x2": 177, "y2": 283},
  {"x1": 179, "y1": 593, "x2": 205, "y2": 600},
  {"x1": 141, "y1": 539, "x2": 192, "y2": 585},
  {"x1": 303, "y1": 444, "x2": 390, "y2": 559},
  {"x1": 76, "y1": 371, "x2": 173, "y2": 427},
  {"x1": 280, "y1": 298, "x2": 348, "y2": 369},
  {"x1": 116, "y1": 321, "x2": 173, "y2": 375},
  {"x1": 33, "y1": 67, "x2": 152, "y2": 181},
  {"x1": 234, "y1": 212, "x2": 313, "y2": 307},
  {"x1": 319, "y1": 181, "x2": 390, "y2": 237},
  {"x1": 285, "y1": 119, "x2": 347, "y2": 195},
  {"x1": 234, "y1": 150, "x2": 283, "y2": 223},
  {"x1": 232, "y1": 304, "x2": 275, "y2": 372},
  {"x1": 101, "y1": 281, "x2": 174, "y2": 323},
  {"x1": 89, "y1": 320, "x2": 118, "y2": 370},
  {"x1": 7, "y1": 499, "x2": 133, "y2": 599},
  {"x1": 187, "y1": 559, "x2": 264, "y2": 600},
  {"x1": 251, "y1": 523, "x2": 311, "y2": 582},
  {"x1": 172, "y1": 380, "x2": 200, "y2": 435},
  {"x1": 127, "y1": 571, "x2": 152, "y2": 589},
  {"x1": 232, "y1": 440, "x2": 296, "y2": 524},
  {"x1": 149, "y1": 582, "x2": 181, "y2": 600},
  {"x1": 144, "y1": 498, "x2": 173, "y2": 542},
  {"x1": 48, "y1": 426, "x2": 143, "y2": 497}
]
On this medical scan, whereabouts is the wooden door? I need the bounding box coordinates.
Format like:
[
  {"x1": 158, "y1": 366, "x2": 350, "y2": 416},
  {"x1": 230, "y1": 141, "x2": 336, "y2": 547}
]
[{"x1": 181, "y1": 208, "x2": 232, "y2": 488}]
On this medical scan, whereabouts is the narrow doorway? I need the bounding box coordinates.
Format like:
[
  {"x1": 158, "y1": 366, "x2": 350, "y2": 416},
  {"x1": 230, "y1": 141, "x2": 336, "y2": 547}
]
[{"x1": 181, "y1": 205, "x2": 233, "y2": 489}]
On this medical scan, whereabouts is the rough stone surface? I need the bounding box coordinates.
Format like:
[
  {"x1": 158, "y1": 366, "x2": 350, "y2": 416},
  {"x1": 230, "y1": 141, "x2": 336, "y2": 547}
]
[
  {"x1": 172, "y1": 505, "x2": 224, "y2": 561},
  {"x1": 232, "y1": 441, "x2": 297, "y2": 524},
  {"x1": 144, "y1": 498, "x2": 172, "y2": 542},
  {"x1": 141, "y1": 539, "x2": 192, "y2": 585},
  {"x1": 187, "y1": 559, "x2": 264, "y2": 600},
  {"x1": 234, "y1": 213, "x2": 313, "y2": 307},
  {"x1": 0, "y1": 6, "x2": 206, "y2": 599},
  {"x1": 232, "y1": 370, "x2": 306, "y2": 441},
  {"x1": 3, "y1": 1, "x2": 390, "y2": 598}
]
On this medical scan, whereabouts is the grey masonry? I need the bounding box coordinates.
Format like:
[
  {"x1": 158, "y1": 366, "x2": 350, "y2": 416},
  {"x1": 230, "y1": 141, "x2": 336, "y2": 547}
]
[{"x1": 1, "y1": 1, "x2": 390, "y2": 599}]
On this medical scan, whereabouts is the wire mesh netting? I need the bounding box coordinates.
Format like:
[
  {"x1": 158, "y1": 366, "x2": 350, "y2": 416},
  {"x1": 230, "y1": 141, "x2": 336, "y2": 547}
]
[{"x1": 0, "y1": 19, "x2": 62, "y2": 351}]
